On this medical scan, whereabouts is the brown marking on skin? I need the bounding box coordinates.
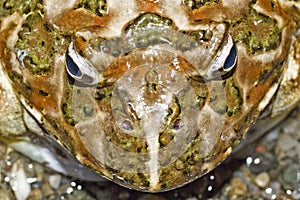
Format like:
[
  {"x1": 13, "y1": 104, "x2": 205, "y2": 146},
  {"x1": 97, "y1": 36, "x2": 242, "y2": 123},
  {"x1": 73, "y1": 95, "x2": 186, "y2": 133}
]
[
  {"x1": 169, "y1": 56, "x2": 197, "y2": 75},
  {"x1": 256, "y1": 0, "x2": 274, "y2": 13},
  {"x1": 192, "y1": 2, "x2": 248, "y2": 22},
  {"x1": 74, "y1": 36, "x2": 89, "y2": 57},
  {"x1": 53, "y1": 9, "x2": 108, "y2": 31},
  {"x1": 0, "y1": 28, "x2": 10, "y2": 64},
  {"x1": 192, "y1": 3, "x2": 226, "y2": 21},
  {"x1": 137, "y1": 0, "x2": 163, "y2": 14},
  {"x1": 102, "y1": 55, "x2": 131, "y2": 81}
]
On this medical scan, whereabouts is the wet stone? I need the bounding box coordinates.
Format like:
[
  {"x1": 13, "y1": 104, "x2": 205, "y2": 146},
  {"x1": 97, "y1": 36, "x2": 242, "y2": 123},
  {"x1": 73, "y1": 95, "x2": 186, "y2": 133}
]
[
  {"x1": 41, "y1": 182, "x2": 54, "y2": 198},
  {"x1": 48, "y1": 174, "x2": 62, "y2": 189},
  {"x1": 277, "y1": 194, "x2": 294, "y2": 200},
  {"x1": 282, "y1": 164, "x2": 300, "y2": 189},
  {"x1": 254, "y1": 172, "x2": 270, "y2": 188},
  {"x1": 229, "y1": 177, "x2": 247, "y2": 199},
  {"x1": 247, "y1": 152, "x2": 278, "y2": 174},
  {"x1": 277, "y1": 134, "x2": 298, "y2": 152},
  {"x1": 138, "y1": 194, "x2": 167, "y2": 200},
  {"x1": 27, "y1": 188, "x2": 43, "y2": 200}
]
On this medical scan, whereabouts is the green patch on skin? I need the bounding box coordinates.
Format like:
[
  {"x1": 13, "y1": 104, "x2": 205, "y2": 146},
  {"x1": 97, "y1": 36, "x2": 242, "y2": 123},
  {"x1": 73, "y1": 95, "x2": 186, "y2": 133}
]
[
  {"x1": 61, "y1": 87, "x2": 77, "y2": 126},
  {"x1": 0, "y1": 0, "x2": 43, "y2": 16},
  {"x1": 8, "y1": 71, "x2": 33, "y2": 94},
  {"x1": 229, "y1": 4, "x2": 281, "y2": 54},
  {"x1": 15, "y1": 11, "x2": 69, "y2": 76},
  {"x1": 208, "y1": 78, "x2": 242, "y2": 117},
  {"x1": 95, "y1": 85, "x2": 113, "y2": 102},
  {"x1": 75, "y1": 0, "x2": 107, "y2": 16},
  {"x1": 225, "y1": 77, "x2": 242, "y2": 117},
  {"x1": 116, "y1": 171, "x2": 150, "y2": 189},
  {"x1": 183, "y1": 0, "x2": 220, "y2": 10},
  {"x1": 16, "y1": 13, "x2": 53, "y2": 76},
  {"x1": 62, "y1": 86, "x2": 96, "y2": 126},
  {"x1": 209, "y1": 82, "x2": 228, "y2": 115},
  {"x1": 8, "y1": 71, "x2": 23, "y2": 83},
  {"x1": 126, "y1": 13, "x2": 174, "y2": 32}
]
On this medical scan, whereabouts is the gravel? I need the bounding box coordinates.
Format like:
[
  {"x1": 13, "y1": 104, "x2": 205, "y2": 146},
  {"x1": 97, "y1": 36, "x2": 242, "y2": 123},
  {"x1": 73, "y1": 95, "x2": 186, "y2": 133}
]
[{"x1": 1, "y1": 106, "x2": 300, "y2": 200}]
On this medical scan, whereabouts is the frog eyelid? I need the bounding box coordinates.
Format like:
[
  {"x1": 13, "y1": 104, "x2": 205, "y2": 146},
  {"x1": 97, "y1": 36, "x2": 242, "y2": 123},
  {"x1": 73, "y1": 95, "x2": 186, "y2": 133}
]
[
  {"x1": 205, "y1": 34, "x2": 237, "y2": 80},
  {"x1": 65, "y1": 41, "x2": 99, "y2": 85}
]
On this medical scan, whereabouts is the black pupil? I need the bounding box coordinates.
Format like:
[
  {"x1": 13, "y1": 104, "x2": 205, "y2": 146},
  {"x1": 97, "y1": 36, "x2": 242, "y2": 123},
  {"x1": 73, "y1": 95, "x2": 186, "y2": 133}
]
[
  {"x1": 66, "y1": 54, "x2": 82, "y2": 77},
  {"x1": 224, "y1": 44, "x2": 237, "y2": 70}
]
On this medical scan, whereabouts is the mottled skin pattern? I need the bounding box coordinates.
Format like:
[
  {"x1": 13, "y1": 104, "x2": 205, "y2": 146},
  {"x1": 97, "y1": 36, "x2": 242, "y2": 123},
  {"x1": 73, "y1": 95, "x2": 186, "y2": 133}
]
[{"x1": 0, "y1": 0, "x2": 300, "y2": 192}]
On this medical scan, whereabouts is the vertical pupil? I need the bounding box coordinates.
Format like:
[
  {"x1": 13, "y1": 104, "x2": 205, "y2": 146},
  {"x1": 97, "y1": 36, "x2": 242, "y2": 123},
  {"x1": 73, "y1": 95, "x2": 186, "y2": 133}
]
[
  {"x1": 224, "y1": 44, "x2": 237, "y2": 70},
  {"x1": 66, "y1": 54, "x2": 82, "y2": 77}
]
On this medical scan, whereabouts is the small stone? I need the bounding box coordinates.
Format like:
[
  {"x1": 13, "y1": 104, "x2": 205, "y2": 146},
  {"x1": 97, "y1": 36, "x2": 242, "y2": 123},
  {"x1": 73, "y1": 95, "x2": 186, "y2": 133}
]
[
  {"x1": 277, "y1": 194, "x2": 294, "y2": 200},
  {"x1": 254, "y1": 172, "x2": 270, "y2": 188},
  {"x1": 117, "y1": 191, "x2": 131, "y2": 200},
  {"x1": 229, "y1": 177, "x2": 247, "y2": 200},
  {"x1": 41, "y1": 182, "x2": 54, "y2": 198},
  {"x1": 69, "y1": 190, "x2": 96, "y2": 200},
  {"x1": 27, "y1": 188, "x2": 43, "y2": 200},
  {"x1": 48, "y1": 174, "x2": 62, "y2": 189},
  {"x1": 282, "y1": 164, "x2": 300, "y2": 187},
  {"x1": 248, "y1": 153, "x2": 278, "y2": 174},
  {"x1": 57, "y1": 183, "x2": 72, "y2": 196},
  {"x1": 277, "y1": 134, "x2": 298, "y2": 152},
  {"x1": 10, "y1": 161, "x2": 31, "y2": 200},
  {"x1": 138, "y1": 194, "x2": 167, "y2": 200}
]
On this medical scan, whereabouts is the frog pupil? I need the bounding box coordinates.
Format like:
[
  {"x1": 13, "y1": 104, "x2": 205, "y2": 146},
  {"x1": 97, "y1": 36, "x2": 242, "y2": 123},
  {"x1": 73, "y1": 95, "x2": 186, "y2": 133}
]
[
  {"x1": 66, "y1": 54, "x2": 83, "y2": 77},
  {"x1": 224, "y1": 44, "x2": 237, "y2": 70}
]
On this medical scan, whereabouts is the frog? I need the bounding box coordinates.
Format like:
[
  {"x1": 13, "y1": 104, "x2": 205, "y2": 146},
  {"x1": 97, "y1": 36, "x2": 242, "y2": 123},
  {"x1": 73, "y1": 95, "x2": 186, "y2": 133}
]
[{"x1": 0, "y1": 0, "x2": 300, "y2": 193}]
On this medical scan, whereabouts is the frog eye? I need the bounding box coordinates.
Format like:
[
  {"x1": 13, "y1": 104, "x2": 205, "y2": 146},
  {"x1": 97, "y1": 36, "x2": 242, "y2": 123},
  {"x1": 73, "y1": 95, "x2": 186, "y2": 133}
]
[
  {"x1": 205, "y1": 34, "x2": 237, "y2": 80},
  {"x1": 65, "y1": 42, "x2": 99, "y2": 85}
]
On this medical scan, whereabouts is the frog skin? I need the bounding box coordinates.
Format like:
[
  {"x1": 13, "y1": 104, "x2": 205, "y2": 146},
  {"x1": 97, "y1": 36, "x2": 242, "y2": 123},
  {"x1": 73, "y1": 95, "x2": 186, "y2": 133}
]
[{"x1": 0, "y1": 0, "x2": 300, "y2": 192}]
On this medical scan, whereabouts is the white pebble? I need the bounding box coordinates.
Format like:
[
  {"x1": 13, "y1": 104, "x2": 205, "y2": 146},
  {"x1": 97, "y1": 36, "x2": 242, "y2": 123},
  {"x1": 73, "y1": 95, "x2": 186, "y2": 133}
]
[
  {"x1": 255, "y1": 172, "x2": 270, "y2": 188},
  {"x1": 49, "y1": 174, "x2": 62, "y2": 189}
]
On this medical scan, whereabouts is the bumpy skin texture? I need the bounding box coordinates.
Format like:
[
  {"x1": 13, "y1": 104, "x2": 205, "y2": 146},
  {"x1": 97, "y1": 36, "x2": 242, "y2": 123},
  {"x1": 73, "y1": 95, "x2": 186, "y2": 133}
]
[{"x1": 0, "y1": 0, "x2": 300, "y2": 192}]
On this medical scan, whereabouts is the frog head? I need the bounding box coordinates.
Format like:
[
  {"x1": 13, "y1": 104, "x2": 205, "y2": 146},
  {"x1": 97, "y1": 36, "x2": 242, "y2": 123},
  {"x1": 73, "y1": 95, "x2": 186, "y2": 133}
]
[{"x1": 0, "y1": 0, "x2": 298, "y2": 192}]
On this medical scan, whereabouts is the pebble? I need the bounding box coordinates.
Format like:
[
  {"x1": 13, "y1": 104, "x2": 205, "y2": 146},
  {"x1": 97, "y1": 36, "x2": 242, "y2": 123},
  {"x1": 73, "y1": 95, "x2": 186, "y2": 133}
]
[
  {"x1": 0, "y1": 108, "x2": 300, "y2": 200},
  {"x1": 138, "y1": 194, "x2": 167, "y2": 200},
  {"x1": 282, "y1": 164, "x2": 300, "y2": 188},
  {"x1": 27, "y1": 188, "x2": 43, "y2": 200},
  {"x1": 254, "y1": 172, "x2": 270, "y2": 188},
  {"x1": 41, "y1": 182, "x2": 54, "y2": 198},
  {"x1": 9, "y1": 161, "x2": 31, "y2": 200},
  {"x1": 277, "y1": 134, "x2": 298, "y2": 152},
  {"x1": 229, "y1": 177, "x2": 247, "y2": 200},
  {"x1": 48, "y1": 174, "x2": 62, "y2": 189},
  {"x1": 247, "y1": 153, "x2": 278, "y2": 174},
  {"x1": 277, "y1": 194, "x2": 294, "y2": 200}
]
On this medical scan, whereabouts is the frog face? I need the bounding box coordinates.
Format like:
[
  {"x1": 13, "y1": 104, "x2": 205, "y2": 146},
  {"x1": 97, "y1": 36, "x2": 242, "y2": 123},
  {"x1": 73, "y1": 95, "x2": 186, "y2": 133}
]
[{"x1": 0, "y1": 0, "x2": 300, "y2": 192}]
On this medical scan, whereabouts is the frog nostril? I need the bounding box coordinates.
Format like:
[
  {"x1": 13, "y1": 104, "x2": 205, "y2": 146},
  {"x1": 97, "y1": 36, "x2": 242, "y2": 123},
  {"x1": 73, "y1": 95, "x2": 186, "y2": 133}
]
[
  {"x1": 173, "y1": 119, "x2": 183, "y2": 130},
  {"x1": 122, "y1": 119, "x2": 134, "y2": 131}
]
